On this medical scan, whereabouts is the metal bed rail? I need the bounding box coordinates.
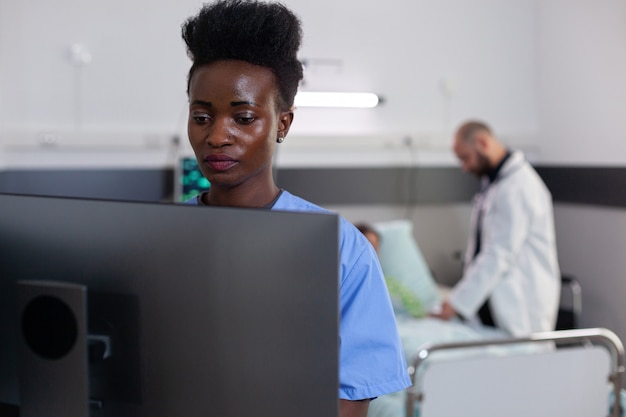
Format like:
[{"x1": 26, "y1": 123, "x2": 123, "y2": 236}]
[{"x1": 406, "y1": 327, "x2": 625, "y2": 417}]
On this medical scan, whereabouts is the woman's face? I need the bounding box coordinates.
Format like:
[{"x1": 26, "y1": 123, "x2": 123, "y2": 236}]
[{"x1": 187, "y1": 60, "x2": 292, "y2": 193}]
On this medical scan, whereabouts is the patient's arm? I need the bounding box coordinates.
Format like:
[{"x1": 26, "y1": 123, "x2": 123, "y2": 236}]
[{"x1": 340, "y1": 399, "x2": 370, "y2": 417}]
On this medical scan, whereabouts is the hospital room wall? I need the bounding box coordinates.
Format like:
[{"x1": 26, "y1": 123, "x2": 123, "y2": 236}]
[
  {"x1": 552, "y1": 205, "x2": 626, "y2": 348},
  {"x1": 332, "y1": 203, "x2": 626, "y2": 331},
  {"x1": 332, "y1": 0, "x2": 626, "y2": 374},
  {"x1": 0, "y1": 1, "x2": 624, "y2": 152},
  {"x1": 332, "y1": 200, "x2": 626, "y2": 390},
  {"x1": 0, "y1": 0, "x2": 541, "y2": 148},
  {"x1": 534, "y1": 0, "x2": 626, "y2": 365},
  {"x1": 536, "y1": 0, "x2": 626, "y2": 165},
  {"x1": 1, "y1": 0, "x2": 625, "y2": 352},
  {"x1": 2, "y1": 0, "x2": 624, "y2": 158}
]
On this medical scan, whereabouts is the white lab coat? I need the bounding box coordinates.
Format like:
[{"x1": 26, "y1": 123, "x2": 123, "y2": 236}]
[{"x1": 449, "y1": 151, "x2": 561, "y2": 337}]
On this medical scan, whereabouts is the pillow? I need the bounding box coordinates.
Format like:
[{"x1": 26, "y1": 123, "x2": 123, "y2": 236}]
[{"x1": 374, "y1": 220, "x2": 441, "y2": 312}]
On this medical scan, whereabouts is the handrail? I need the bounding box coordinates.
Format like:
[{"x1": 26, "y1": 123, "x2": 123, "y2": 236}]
[{"x1": 406, "y1": 327, "x2": 624, "y2": 417}]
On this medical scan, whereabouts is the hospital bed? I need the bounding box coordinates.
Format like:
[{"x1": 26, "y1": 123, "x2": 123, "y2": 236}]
[
  {"x1": 369, "y1": 320, "x2": 625, "y2": 417},
  {"x1": 367, "y1": 220, "x2": 625, "y2": 417},
  {"x1": 406, "y1": 327, "x2": 624, "y2": 417}
]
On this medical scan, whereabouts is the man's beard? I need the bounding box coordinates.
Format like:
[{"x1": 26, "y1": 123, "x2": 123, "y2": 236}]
[{"x1": 472, "y1": 152, "x2": 491, "y2": 178}]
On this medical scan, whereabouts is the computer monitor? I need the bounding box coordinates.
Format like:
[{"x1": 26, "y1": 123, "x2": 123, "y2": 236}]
[{"x1": 0, "y1": 193, "x2": 339, "y2": 417}]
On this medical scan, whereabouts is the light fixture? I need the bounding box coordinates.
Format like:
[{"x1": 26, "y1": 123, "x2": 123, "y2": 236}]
[{"x1": 294, "y1": 91, "x2": 381, "y2": 108}]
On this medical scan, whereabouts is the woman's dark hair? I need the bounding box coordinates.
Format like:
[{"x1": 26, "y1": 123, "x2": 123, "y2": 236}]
[{"x1": 182, "y1": 0, "x2": 303, "y2": 111}]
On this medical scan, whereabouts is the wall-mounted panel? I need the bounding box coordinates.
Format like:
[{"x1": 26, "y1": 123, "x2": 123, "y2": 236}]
[{"x1": 1, "y1": 166, "x2": 623, "y2": 208}]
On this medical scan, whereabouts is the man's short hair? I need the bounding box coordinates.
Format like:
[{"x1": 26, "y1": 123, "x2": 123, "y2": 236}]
[{"x1": 456, "y1": 120, "x2": 492, "y2": 142}]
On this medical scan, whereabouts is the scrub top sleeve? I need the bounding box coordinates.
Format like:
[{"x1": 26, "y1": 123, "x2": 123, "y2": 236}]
[{"x1": 337, "y1": 225, "x2": 411, "y2": 400}]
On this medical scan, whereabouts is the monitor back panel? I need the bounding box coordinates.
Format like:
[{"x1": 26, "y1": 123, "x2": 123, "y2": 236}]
[{"x1": 0, "y1": 193, "x2": 340, "y2": 417}]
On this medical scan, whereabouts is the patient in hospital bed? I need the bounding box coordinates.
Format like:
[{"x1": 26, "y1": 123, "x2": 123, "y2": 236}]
[
  {"x1": 356, "y1": 220, "x2": 510, "y2": 417},
  {"x1": 355, "y1": 223, "x2": 426, "y2": 320},
  {"x1": 356, "y1": 219, "x2": 508, "y2": 347},
  {"x1": 357, "y1": 220, "x2": 626, "y2": 417}
]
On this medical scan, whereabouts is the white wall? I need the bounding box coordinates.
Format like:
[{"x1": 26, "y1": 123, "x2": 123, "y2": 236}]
[
  {"x1": 1, "y1": 0, "x2": 625, "y2": 361},
  {"x1": 0, "y1": 0, "x2": 194, "y2": 135},
  {"x1": 553, "y1": 204, "x2": 626, "y2": 351},
  {"x1": 533, "y1": 0, "x2": 626, "y2": 373},
  {"x1": 537, "y1": 0, "x2": 626, "y2": 165},
  {"x1": 2, "y1": 1, "x2": 626, "y2": 164},
  {"x1": 0, "y1": 0, "x2": 539, "y2": 163},
  {"x1": 284, "y1": 0, "x2": 539, "y2": 139}
]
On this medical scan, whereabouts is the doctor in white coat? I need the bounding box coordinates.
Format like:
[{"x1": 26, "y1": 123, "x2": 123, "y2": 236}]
[{"x1": 432, "y1": 120, "x2": 561, "y2": 337}]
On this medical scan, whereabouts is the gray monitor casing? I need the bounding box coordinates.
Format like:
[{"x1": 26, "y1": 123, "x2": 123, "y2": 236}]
[{"x1": 0, "y1": 193, "x2": 340, "y2": 417}]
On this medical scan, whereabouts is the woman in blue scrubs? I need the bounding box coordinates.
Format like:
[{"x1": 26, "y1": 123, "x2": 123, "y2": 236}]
[{"x1": 181, "y1": 1, "x2": 411, "y2": 415}]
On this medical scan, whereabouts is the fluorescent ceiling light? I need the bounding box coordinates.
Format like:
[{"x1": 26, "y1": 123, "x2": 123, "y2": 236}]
[{"x1": 294, "y1": 92, "x2": 380, "y2": 108}]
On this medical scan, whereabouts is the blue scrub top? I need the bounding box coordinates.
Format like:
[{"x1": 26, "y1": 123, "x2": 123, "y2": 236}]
[{"x1": 186, "y1": 190, "x2": 411, "y2": 400}]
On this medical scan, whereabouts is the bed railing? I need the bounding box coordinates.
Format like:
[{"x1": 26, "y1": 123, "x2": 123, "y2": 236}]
[{"x1": 406, "y1": 327, "x2": 624, "y2": 417}]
